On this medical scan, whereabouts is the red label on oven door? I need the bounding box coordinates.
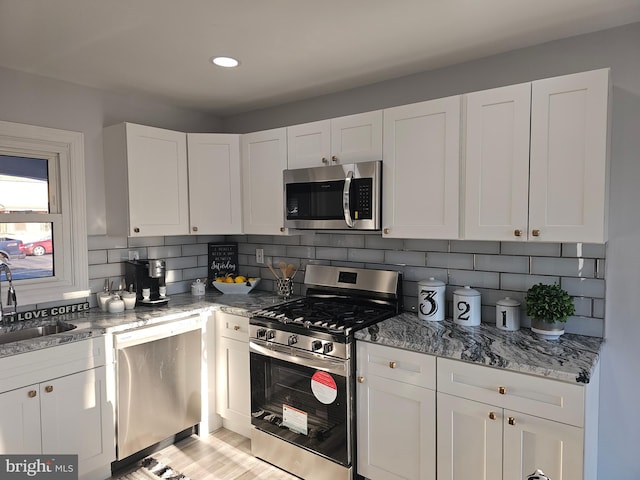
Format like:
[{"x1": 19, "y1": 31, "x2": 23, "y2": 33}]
[{"x1": 311, "y1": 371, "x2": 338, "y2": 404}]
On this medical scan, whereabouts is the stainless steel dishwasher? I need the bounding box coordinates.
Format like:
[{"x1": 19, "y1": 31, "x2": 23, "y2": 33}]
[{"x1": 114, "y1": 315, "x2": 204, "y2": 460}]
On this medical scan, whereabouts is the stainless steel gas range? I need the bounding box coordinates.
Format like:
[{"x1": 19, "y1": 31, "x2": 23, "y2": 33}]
[{"x1": 249, "y1": 264, "x2": 402, "y2": 480}]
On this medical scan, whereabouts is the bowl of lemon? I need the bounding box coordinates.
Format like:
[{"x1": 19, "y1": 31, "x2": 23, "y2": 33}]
[{"x1": 211, "y1": 275, "x2": 260, "y2": 294}]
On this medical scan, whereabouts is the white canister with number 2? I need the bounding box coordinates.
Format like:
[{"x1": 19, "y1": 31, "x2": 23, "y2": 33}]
[
  {"x1": 418, "y1": 277, "x2": 446, "y2": 322},
  {"x1": 453, "y1": 286, "x2": 481, "y2": 326}
]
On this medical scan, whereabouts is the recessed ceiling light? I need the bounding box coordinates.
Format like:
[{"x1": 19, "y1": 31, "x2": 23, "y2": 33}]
[{"x1": 211, "y1": 56, "x2": 239, "y2": 68}]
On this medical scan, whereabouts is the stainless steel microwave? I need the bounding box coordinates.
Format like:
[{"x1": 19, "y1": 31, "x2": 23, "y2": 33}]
[{"x1": 283, "y1": 160, "x2": 381, "y2": 230}]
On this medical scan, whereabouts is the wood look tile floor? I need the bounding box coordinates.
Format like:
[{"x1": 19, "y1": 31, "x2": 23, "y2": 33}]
[{"x1": 115, "y1": 428, "x2": 299, "y2": 480}]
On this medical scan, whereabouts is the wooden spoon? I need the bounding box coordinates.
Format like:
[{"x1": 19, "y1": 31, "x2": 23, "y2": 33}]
[
  {"x1": 285, "y1": 263, "x2": 295, "y2": 278},
  {"x1": 279, "y1": 261, "x2": 287, "y2": 278},
  {"x1": 267, "y1": 263, "x2": 280, "y2": 280}
]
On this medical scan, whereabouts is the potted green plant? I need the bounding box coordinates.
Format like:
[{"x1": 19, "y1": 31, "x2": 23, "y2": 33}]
[{"x1": 525, "y1": 283, "x2": 575, "y2": 339}]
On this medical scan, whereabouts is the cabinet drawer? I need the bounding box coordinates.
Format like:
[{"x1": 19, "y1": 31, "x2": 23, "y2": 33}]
[
  {"x1": 216, "y1": 311, "x2": 249, "y2": 341},
  {"x1": 437, "y1": 358, "x2": 584, "y2": 426},
  {"x1": 358, "y1": 342, "x2": 435, "y2": 390}
]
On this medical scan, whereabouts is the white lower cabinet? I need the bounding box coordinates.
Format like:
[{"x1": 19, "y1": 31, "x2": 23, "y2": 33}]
[
  {"x1": 0, "y1": 338, "x2": 114, "y2": 480},
  {"x1": 356, "y1": 342, "x2": 436, "y2": 480},
  {"x1": 437, "y1": 357, "x2": 598, "y2": 480},
  {"x1": 215, "y1": 312, "x2": 251, "y2": 437}
]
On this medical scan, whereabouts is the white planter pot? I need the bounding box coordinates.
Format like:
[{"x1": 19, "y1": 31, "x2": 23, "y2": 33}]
[{"x1": 531, "y1": 319, "x2": 565, "y2": 340}]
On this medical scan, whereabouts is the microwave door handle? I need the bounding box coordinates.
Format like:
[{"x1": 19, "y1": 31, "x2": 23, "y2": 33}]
[{"x1": 343, "y1": 170, "x2": 354, "y2": 228}]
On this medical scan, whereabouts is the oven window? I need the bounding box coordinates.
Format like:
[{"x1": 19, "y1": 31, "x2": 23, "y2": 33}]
[{"x1": 250, "y1": 352, "x2": 350, "y2": 466}]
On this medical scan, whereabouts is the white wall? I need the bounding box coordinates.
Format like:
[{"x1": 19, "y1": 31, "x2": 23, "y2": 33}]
[
  {"x1": 0, "y1": 66, "x2": 222, "y2": 235},
  {"x1": 222, "y1": 22, "x2": 640, "y2": 480}
]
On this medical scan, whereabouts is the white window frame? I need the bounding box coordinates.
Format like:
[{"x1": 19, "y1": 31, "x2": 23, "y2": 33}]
[{"x1": 0, "y1": 120, "x2": 89, "y2": 306}]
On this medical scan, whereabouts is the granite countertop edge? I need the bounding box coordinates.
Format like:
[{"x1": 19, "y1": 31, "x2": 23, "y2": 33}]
[
  {"x1": 0, "y1": 293, "x2": 603, "y2": 385},
  {"x1": 355, "y1": 312, "x2": 603, "y2": 385}
]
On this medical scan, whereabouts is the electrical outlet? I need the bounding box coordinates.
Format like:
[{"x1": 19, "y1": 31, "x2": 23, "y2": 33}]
[
  {"x1": 128, "y1": 251, "x2": 139, "y2": 261},
  {"x1": 256, "y1": 248, "x2": 264, "y2": 264}
]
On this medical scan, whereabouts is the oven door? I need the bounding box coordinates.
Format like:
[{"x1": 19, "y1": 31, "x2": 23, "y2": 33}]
[
  {"x1": 249, "y1": 340, "x2": 352, "y2": 466},
  {"x1": 283, "y1": 160, "x2": 381, "y2": 230}
]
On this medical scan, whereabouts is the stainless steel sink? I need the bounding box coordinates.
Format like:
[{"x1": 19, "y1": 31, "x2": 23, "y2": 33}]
[{"x1": 0, "y1": 321, "x2": 77, "y2": 345}]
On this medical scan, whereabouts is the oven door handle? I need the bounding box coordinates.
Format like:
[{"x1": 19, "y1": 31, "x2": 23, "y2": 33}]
[
  {"x1": 343, "y1": 170, "x2": 354, "y2": 228},
  {"x1": 250, "y1": 341, "x2": 349, "y2": 378}
]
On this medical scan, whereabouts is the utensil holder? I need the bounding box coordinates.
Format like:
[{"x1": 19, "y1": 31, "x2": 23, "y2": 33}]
[{"x1": 276, "y1": 278, "x2": 293, "y2": 299}]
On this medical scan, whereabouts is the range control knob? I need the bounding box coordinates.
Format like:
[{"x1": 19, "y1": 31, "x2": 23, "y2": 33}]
[
  {"x1": 266, "y1": 330, "x2": 276, "y2": 340},
  {"x1": 311, "y1": 340, "x2": 323, "y2": 351},
  {"x1": 288, "y1": 335, "x2": 298, "y2": 346},
  {"x1": 256, "y1": 328, "x2": 267, "y2": 338},
  {"x1": 323, "y1": 342, "x2": 334, "y2": 354}
]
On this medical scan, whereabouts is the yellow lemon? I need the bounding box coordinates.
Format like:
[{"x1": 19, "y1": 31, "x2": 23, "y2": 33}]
[
  {"x1": 248, "y1": 277, "x2": 255, "y2": 282},
  {"x1": 225, "y1": 277, "x2": 235, "y2": 283},
  {"x1": 215, "y1": 277, "x2": 225, "y2": 283},
  {"x1": 235, "y1": 276, "x2": 246, "y2": 283}
]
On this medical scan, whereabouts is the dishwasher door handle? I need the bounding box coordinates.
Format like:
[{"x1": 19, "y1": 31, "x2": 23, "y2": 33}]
[{"x1": 114, "y1": 315, "x2": 204, "y2": 349}]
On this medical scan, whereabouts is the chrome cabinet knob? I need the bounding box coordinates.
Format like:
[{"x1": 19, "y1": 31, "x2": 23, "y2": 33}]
[
  {"x1": 322, "y1": 157, "x2": 328, "y2": 164},
  {"x1": 498, "y1": 386, "x2": 506, "y2": 395},
  {"x1": 508, "y1": 416, "x2": 516, "y2": 426},
  {"x1": 532, "y1": 229, "x2": 541, "y2": 237},
  {"x1": 28, "y1": 390, "x2": 37, "y2": 398},
  {"x1": 45, "y1": 385, "x2": 53, "y2": 393},
  {"x1": 489, "y1": 411, "x2": 496, "y2": 420},
  {"x1": 357, "y1": 376, "x2": 365, "y2": 383},
  {"x1": 389, "y1": 361, "x2": 397, "y2": 369},
  {"x1": 514, "y1": 229, "x2": 522, "y2": 237},
  {"x1": 192, "y1": 226, "x2": 198, "y2": 232},
  {"x1": 331, "y1": 155, "x2": 338, "y2": 163}
]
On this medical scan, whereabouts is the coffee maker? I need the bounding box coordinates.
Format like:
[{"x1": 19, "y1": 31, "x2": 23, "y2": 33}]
[{"x1": 125, "y1": 259, "x2": 168, "y2": 305}]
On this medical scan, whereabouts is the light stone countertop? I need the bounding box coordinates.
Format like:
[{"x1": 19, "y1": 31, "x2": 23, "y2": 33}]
[
  {"x1": 355, "y1": 312, "x2": 603, "y2": 384},
  {"x1": 0, "y1": 292, "x2": 603, "y2": 385},
  {"x1": 0, "y1": 291, "x2": 286, "y2": 358}
]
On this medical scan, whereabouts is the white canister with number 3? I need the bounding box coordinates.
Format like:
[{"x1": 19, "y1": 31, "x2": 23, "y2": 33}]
[
  {"x1": 418, "y1": 277, "x2": 446, "y2": 322},
  {"x1": 453, "y1": 286, "x2": 481, "y2": 326}
]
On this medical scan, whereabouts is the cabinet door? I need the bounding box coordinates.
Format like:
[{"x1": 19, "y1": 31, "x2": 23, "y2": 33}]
[
  {"x1": 529, "y1": 68, "x2": 610, "y2": 243},
  {"x1": 125, "y1": 123, "x2": 190, "y2": 236},
  {"x1": 503, "y1": 410, "x2": 584, "y2": 480},
  {"x1": 241, "y1": 128, "x2": 288, "y2": 235},
  {"x1": 331, "y1": 110, "x2": 383, "y2": 164},
  {"x1": 287, "y1": 120, "x2": 331, "y2": 169},
  {"x1": 437, "y1": 393, "x2": 502, "y2": 480},
  {"x1": 40, "y1": 367, "x2": 114, "y2": 474},
  {"x1": 216, "y1": 336, "x2": 250, "y2": 435},
  {"x1": 357, "y1": 374, "x2": 435, "y2": 480},
  {"x1": 383, "y1": 96, "x2": 461, "y2": 239},
  {"x1": 463, "y1": 83, "x2": 531, "y2": 241},
  {"x1": 187, "y1": 133, "x2": 242, "y2": 234},
  {"x1": 0, "y1": 385, "x2": 41, "y2": 453}
]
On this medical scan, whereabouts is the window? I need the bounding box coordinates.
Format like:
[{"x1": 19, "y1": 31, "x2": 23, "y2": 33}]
[{"x1": 0, "y1": 121, "x2": 88, "y2": 306}]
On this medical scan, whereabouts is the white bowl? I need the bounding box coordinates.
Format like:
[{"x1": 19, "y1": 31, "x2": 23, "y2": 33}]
[{"x1": 211, "y1": 278, "x2": 260, "y2": 294}]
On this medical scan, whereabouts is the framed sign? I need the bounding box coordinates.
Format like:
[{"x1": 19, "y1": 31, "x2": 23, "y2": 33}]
[{"x1": 207, "y1": 243, "x2": 238, "y2": 287}]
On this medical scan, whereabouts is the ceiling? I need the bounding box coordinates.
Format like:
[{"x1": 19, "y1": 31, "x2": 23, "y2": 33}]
[{"x1": 1, "y1": 0, "x2": 639, "y2": 116}]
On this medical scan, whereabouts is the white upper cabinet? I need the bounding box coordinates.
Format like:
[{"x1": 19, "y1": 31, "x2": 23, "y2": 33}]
[
  {"x1": 187, "y1": 133, "x2": 242, "y2": 235},
  {"x1": 529, "y1": 68, "x2": 610, "y2": 243},
  {"x1": 463, "y1": 69, "x2": 610, "y2": 243},
  {"x1": 287, "y1": 110, "x2": 383, "y2": 169},
  {"x1": 462, "y1": 83, "x2": 532, "y2": 241},
  {"x1": 104, "y1": 123, "x2": 190, "y2": 237},
  {"x1": 241, "y1": 127, "x2": 289, "y2": 235},
  {"x1": 382, "y1": 96, "x2": 461, "y2": 239}
]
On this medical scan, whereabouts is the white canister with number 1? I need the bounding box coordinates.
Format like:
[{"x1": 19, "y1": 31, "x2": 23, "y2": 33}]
[{"x1": 453, "y1": 286, "x2": 481, "y2": 326}]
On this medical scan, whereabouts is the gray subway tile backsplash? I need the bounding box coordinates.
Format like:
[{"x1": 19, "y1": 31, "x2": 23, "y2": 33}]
[{"x1": 87, "y1": 233, "x2": 607, "y2": 337}]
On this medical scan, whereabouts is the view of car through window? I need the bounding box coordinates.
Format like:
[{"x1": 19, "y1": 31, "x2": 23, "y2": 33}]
[{"x1": 0, "y1": 155, "x2": 54, "y2": 281}]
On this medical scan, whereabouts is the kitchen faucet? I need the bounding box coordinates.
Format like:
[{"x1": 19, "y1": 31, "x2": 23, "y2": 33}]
[{"x1": 0, "y1": 260, "x2": 17, "y2": 323}]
